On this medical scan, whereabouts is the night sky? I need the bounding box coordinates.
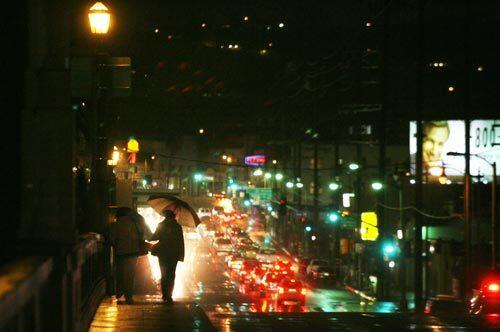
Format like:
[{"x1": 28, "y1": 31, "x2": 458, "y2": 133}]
[{"x1": 73, "y1": 0, "x2": 500, "y2": 142}]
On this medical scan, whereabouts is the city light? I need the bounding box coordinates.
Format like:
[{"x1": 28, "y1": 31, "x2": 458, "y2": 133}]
[
  {"x1": 264, "y1": 172, "x2": 272, "y2": 179},
  {"x1": 383, "y1": 243, "x2": 396, "y2": 255},
  {"x1": 438, "y1": 175, "x2": 448, "y2": 185},
  {"x1": 296, "y1": 182, "x2": 304, "y2": 188},
  {"x1": 327, "y1": 212, "x2": 339, "y2": 223},
  {"x1": 243, "y1": 200, "x2": 251, "y2": 207},
  {"x1": 371, "y1": 182, "x2": 383, "y2": 191},
  {"x1": 193, "y1": 173, "x2": 203, "y2": 181},
  {"x1": 243, "y1": 16, "x2": 249, "y2": 21},
  {"x1": 272, "y1": 159, "x2": 277, "y2": 164},
  {"x1": 410, "y1": 179, "x2": 416, "y2": 184},
  {"x1": 397, "y1": 229, "x2": 403, "y2": 240},
  {"x1": 448, "y1": 86, "x2": 455, "y2": 92},
  {"x1": 305, "y1": 226, "x2": 312, "y2": 232},
  {"x1": 253, "y1": 169, "x2": 263, "y2": 176},
  {"x1": 267, "y1": 206, "x2": 273, "y2": 212},
  {"x1": 198, "y1": 128, "x2": 205, "y2": 134},
  {"x1": 286, "y1": 182, "x2": 294, "y2": 188},
  {"x1": 275, "y1": 173, "x2": 283, "y2": 180},
  {"x1": 88, "y1": 2, "x2": 111, "y2": 35},
  {"x1": 348, "y1": 163, "x2": 360, "y2": 171},
  {"x1": 388, "y1": 261, "x2": 396, "y2": 268},
  {"x1": 222, "y1": 155, "x2": 227, "y2": 160},
  {"x1": 278, "y1": 22, "x2": 285, "y2": 28},
  {"x1": 311, "y1": 235, "x2": 317, "y2": 241},
  {"x1": 428, "y1": 166, "x2": 444, "y2": 177},
  {"x1": 329, "y1": 182, "x2": 340, "y2": 191}
]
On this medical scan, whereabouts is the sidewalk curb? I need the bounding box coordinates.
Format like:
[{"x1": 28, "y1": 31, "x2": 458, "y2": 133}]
[{"x1": 344, "y1": 285, "x2": 377, "y2": 302}]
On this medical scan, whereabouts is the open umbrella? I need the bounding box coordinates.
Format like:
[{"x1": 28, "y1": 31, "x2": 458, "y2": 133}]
[{"x1": 147, "y1": 194, "x2": 201, "y2": 228}]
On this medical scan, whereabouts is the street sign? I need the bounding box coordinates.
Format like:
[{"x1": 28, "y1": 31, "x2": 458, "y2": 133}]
[
  {"x1": 340, "y1": 215, "x2": 358, "y2": 229},
  {"x1": 247, "y1": 188, "x2": 272, "y2": 203}
]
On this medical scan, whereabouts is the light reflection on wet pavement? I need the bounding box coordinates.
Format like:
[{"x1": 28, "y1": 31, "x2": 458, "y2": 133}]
[{"x1": 96, "y1": 209, "x2": 496, "y2": 330}]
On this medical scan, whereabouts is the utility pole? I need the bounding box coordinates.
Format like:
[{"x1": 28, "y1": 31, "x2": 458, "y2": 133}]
[
  {"x1": 313, "y1": 137, "x2": 319, "y2": 257},
  {"x1": 463, "y1": 0, "x2": 472, "y2": 300},
  {"x1": 414, "y1": 0, "x2": 425, "y2": 312}
]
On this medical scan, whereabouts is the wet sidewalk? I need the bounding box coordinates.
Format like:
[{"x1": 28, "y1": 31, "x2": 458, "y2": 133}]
[{"x1": 90, "y1": 295, "x2": 215, "y2": 331}]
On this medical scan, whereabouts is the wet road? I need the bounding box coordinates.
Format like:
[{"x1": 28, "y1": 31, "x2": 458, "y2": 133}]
[
  {"x1": 164, "y1": 237, "x2": 497, "y2": 330},
  {"x1": 130, "y1": 209, "x2": 499, "y2": 330}
]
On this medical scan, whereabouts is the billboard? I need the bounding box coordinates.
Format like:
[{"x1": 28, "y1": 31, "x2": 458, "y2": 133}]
[{"x1": 409, "y1": 120, "x2": 500, "y2": 181}]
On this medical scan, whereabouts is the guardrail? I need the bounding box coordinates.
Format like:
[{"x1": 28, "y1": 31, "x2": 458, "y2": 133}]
[{"x1": 0, "y1": 233, "x2": 109, "y2": 332}]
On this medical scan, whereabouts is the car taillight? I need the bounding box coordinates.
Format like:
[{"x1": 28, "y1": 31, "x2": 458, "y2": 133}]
[
  {"x1": 278, "y1": 287, "x2": 285, "y2": 294},
  {"x1": 301, "y1": 288, "x2": 307, "y2": 295},
  {"x1": 488, "y1": 283, "x2": 500, "y2": 292}
]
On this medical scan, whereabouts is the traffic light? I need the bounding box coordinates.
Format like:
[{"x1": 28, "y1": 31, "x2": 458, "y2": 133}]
[
  {"x1": 326, "y1": 211, "x2": 340, "y2": 223},
  {"x1": 383, "y1": 242, "x2": 396, "y2": 256},
  {"x1": 278, "y1": 198, "x2": 287, "y2": 216}
]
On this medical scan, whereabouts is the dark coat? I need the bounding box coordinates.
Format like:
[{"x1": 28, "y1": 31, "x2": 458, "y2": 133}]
[{"x1": 150, "y1": 217, "x2": 185, "y2": 262}]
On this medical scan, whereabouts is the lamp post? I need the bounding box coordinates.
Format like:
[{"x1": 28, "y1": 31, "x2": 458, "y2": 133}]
[
  {"x1": 88, "y1": 2, "x2": 111, "y2": 233},
  {"x1": 448, "y1": 152, "x2": 497, "y2": 270}
]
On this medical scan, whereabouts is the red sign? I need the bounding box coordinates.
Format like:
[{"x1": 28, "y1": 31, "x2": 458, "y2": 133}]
[{"x1": 244, "y1": 154, "x2": 266, "y2": 166}]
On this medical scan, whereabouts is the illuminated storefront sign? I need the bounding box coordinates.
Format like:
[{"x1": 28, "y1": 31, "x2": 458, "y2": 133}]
[{"x1": 244, "y1": 154, "x2": 266, "y2": 166}]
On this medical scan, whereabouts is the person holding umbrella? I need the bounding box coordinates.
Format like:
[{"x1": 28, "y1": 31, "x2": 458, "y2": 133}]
[{"x1": 150, "y1": 210, "x2": 185, "y2": 304}]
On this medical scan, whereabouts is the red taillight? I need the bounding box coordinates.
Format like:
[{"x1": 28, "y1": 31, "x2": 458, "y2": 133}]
[
  {"x1": 301, "y1": 288, "x2": 307, "y2": 295},
  {"x1": 488, "y1": 283, "x2": 500, "y2": 292},
  {"x1": 278, "y1": 287, "x2": 285, "y2": 294}
]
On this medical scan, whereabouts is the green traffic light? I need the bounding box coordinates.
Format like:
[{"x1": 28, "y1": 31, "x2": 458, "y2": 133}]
[{"x1": 327, "y1": 212, "x2": 339, "y2": 223}]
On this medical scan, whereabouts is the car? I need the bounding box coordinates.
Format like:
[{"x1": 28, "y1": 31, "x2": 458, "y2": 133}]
[
  {"x1": 306, "y1": 259, "x2": 330, "y2": 276},
  {"x1": 272, "y1": 259, "x2": 295, "y2": 276},
  {"x1": 470, "y1": 277, "x2": 500, "y2": 319},
  {"x1": 276, "y1": 278, "x2": 307, "y2": 306},
  {"x1": 212, "y1": 206, "x2": 224, "y2": 215},
  {"x1": 214, "y1": 238, "x2": 232, "y2": 254},
  {"x1": 311, "y1": 266, "x2": 335, "y2": 282},
  {"x1": 228, "y1": 254, "x2": 245, "y2": 270},
  {"x1": 197, "y1": 207, "x2": 212, "y2": 218},
  {"x1": 239, "y1": 259, "x2": 261, "y2": 282},
  {"x1": 298, "y1": 258, "x2": 311, "y2": 275},
  {"x1": 424, "y1": 295, "x2": 467, "y2": 317},
  {"x1": 259, "y1": 272, "x2": 286, "y2": 297},
  {"x1": 256, "y1": 248, "x2": 281, "y2": 263}
]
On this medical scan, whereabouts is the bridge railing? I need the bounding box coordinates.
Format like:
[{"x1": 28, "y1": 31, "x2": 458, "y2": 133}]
[{"x1": 0, "y1": 233, "x2": 110, "y2": 332}]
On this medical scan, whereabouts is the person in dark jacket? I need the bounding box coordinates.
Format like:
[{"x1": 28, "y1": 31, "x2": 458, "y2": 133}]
[
  {"x1": 150, "y1": 210, "x2": 185, "y2": 304},
  {"x1": 110, "y1": 208, "x2": 151, "y2": 304}
]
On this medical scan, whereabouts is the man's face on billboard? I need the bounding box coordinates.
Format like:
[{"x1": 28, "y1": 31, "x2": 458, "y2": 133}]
[{"x1": 423, "y1": 125, "x2": 450, "y2": 164}]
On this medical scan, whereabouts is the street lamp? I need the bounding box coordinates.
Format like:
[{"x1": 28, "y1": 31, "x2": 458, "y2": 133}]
[
  {"x1": 348, "y1": 163, "x2": 360, "y2": 171},
  {"x1": 286, "y1": 181, "x2": 294, "y2": 188},
  {"x1": 296, "y1": 182, "x2": 304, "y2": 188},
  {"x1": 448, "y1": 151, "x2": 497, "y2": 269},
  {"x1": 371, "y1": 181, "x2": 384, "y2": 191},
  {"x1": 253, "y1": 169, "x2": 263, "y2": 176},
  {"x1": 264, "y1": 172, "x2": 272, "y2": 179},
  {"x1": 329, "y1": 182, "x2": 340, "y2": 191},
  {"x1": 275, "y1": 173, "x2": 284, "y2": 181},
  {"x1": 88, "y1": 2, "x2": 111, "y2": 34}
]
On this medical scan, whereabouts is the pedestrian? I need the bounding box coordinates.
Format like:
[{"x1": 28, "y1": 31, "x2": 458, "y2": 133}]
[
  {"x1": 110, "y1": 207, "x2": 150, "y2": 304},
  {"x1": 150, "y1": 210, "x2": 185, "y2": 304}
]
